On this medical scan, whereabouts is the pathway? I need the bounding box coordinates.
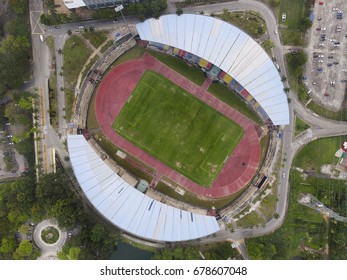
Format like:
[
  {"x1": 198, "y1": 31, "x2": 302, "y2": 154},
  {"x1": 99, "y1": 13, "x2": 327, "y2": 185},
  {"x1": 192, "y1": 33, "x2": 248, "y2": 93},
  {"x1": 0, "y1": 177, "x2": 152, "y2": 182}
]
[{"x1": 33, "y1": 219, "x2": 67, "y2": 260}]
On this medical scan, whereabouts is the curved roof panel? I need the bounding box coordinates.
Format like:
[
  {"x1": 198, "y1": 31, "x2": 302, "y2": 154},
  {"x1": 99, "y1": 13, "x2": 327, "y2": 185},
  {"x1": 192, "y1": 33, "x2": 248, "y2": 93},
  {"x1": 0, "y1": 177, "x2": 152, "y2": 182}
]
[
  {"x1": 136, "y1": 14, "x2": 289, "y2": 125},
  {"x1": 68, "y1": 135, "x2": 220, "y2": 242}
]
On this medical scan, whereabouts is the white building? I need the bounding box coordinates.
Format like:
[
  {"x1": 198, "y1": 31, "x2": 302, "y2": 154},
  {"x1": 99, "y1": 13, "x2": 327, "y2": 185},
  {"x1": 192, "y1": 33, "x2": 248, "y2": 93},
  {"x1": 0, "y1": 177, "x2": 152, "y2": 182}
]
[{"x1": 68, "y1": 135, "x2": 220, "y2": 242}]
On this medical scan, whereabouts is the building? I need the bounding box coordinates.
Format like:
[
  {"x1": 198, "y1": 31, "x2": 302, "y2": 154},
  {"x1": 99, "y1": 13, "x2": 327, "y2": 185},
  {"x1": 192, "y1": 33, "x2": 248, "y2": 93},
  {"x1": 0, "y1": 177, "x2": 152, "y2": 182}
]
[
  {"x1": 136, "y1": 14, "x2": 290, "y2": 126},
  {"x1": 63, "y1": 0, "x2": 139, "y2": 10},
  {"x1": 68, "y1": 135, "x2": 220, "y2": 242}
]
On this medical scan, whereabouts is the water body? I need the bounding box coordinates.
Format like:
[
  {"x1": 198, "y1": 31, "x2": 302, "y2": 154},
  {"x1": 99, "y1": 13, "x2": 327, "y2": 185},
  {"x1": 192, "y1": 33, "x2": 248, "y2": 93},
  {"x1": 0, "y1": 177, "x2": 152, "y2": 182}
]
[{"x1": 110, "y1": 241, "x2": 154, "y2": 260}]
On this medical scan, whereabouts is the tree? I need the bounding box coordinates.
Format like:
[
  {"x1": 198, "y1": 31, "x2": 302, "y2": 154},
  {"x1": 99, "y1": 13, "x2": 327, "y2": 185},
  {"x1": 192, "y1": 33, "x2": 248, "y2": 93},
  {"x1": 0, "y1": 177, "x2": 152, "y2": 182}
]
[
  {"x1": 287, "y1": 50, "x2": 307, "y2": 67},
  {"x1": 0, "y1": 237, "x2": 17, "y2": 255},
  {"x1": 281, "y1": 76, "x2": 287, "y2": 82},
  {"x1": 269, "y1": 0, "x2": 281, "y2": 7},
  {"x1": 57, "y1": 48, "x2": 64, "y2": 55},
  {"x1": 58, "y1": 247, "x2": 81, "y2": 260},
  {"x1": 284, "y1": 87, "x2": 290, "y2": 93},
  {"x1": 18, "y1": 96, "x2": 32, "y2": 110},
  {"x1": 151, "y1": 1, "x2": 161, "y2": 19},
  {"x1": 0, "y1": 35, "x2": 30, "y2": 56},
  {"x1": 16, "y1": 240, "x2": 32, "y2": 258},
  {"x1": 136, "y1": 4, "x2": 146, "y2": 21},
  {"x1": 9, "y1": 0, "x2": 28, "y2": 15},
  {"x1": 176, "y1": 7, "x2": 183, "y2": 16},
  {"x1": 40, "y1": 14, "x2": 50, "y2": 25},
  {"x1": 91, "y1": 224, "x2": 107, "y2": 243},
  {"x1": 67, "y1": 30, "x2": 72, "y2": 36},
  {"x1": 300, "y1": 17, "x2": 312, "y2": 31},
  {"x1": 4, "y1": 17, "x2": 29, "y2": 37}
]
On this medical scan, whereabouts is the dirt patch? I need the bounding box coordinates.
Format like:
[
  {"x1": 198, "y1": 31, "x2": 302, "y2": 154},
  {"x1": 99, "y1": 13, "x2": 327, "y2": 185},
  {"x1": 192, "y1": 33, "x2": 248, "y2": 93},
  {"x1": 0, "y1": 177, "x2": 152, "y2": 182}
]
[
  {"x1": 175, "y1": 162, "x2": 182, "y2": 168},
  {"x1": 53, "y1": 0, "x2": 71, "y2": 15},
  {"x1": 320, "y1": 164, "x2": 333, "y2": 175}
]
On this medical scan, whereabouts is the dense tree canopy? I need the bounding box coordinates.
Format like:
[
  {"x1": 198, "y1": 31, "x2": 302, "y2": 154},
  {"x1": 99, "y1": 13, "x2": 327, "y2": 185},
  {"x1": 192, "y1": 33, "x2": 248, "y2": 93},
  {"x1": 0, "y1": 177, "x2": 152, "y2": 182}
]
[
  {"x1": 0, "y1": 1, "x2": 31, "y2": 98},
  {"x1": 153, "y1": 242, "x2": 239, "y2": 260}
]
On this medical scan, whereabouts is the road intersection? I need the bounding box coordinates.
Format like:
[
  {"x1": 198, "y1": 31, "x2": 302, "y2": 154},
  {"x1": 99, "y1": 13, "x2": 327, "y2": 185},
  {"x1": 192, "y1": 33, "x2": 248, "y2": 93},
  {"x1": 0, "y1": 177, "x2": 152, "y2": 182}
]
[{"x1": 27, "y1": 0, "x2": 346, "y2": 250}]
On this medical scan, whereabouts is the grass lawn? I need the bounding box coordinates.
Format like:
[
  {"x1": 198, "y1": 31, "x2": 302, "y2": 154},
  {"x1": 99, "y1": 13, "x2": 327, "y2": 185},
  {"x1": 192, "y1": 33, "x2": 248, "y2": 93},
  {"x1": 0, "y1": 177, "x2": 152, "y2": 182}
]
[
  {"x1": 219, "y1": 10, "x2": 266, "y2": 39},
  {"x1": 155, "y1": 181, "x2": 246, "y2": 209},
  {"x1": 87, "y1": 47, "x2": 151, "y2": 130},
  {"x1": 82, "y1": 31, "x2": 108, "y2": 48},
  {"x1": 259, "y1": 188, "x2": 278, "y2": 220},
  {"x1": 294, "y1": 115, "x2": 310, "y2": 137},
  {"x1": 94, "y1": 132, "x2": 153, "y2": 183},
  {"x1": 307, "y1": 102, "x2": 347, "y2": 121},
  {"x1": 100, "y1": 40, "x2": 114, "y2": 53},
  {"x1": 260, "y1": 134, "x2": 269, "y2": 165},
  {"x1": 64, "y1": 88, "x2": 75, "y2": 121},
  {"x1": 237, "y1": 211, "x2": 265, "y2": 228},
  {"x1": 114, "y1": 71, "x2": 244, "y2": 186},
  {"x1": 279, "y1": 0, "x2": 305, "y2": 30},
  {"x1": 262, "y1": 39, "x2": 274, "y2": 56},
  {"x1": 41, "y1": 226, "x2": 60, "y2": 244},
  {"x1": 246, "y1": 135, "x2": 347, "y2": 259},
  {"x1": 279, "y1": 0, "x2": 306, "y2": 45},
  {"x1": 146, "y1": 49, "x2": 205, "y2": 86},
  {"x1": 208, "y1": 83, "x2": 262, "y2": 125},
  {"x1": 293, "y1": 136, "x2": 345, "y2": 172},
  {"x1": 63, "y1": 35, "x2": 92, "y2": 87},
  {"x1": 245, "y1": 171, "x2": 331, "y2": 259},
  {"x1": 48, "y1": 75, "x2": 58, "y2": 128}
]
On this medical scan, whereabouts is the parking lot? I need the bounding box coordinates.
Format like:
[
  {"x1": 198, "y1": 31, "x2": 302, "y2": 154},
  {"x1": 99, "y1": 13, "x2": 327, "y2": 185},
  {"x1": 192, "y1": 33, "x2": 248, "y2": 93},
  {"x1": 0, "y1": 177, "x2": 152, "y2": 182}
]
[
  {"x1": 305, "y1": 0, "x2": 347, "y2": 111},
  {"x1": 0, "y1": 120, "x2": 27, "y2": 179}
]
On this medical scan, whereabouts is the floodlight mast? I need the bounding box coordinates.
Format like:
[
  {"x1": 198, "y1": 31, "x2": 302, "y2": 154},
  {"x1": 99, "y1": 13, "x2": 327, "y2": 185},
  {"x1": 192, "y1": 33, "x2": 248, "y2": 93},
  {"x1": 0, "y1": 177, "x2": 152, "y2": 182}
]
[{"x1": 115, "y1": 5, "x2": 132, "y2": 35}]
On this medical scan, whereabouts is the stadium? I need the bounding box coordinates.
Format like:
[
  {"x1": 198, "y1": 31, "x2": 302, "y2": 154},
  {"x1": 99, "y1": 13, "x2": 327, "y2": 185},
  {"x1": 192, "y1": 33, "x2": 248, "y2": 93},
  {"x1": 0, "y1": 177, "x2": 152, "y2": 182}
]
[{"x1": 68, "y1": 14, "x2": 289, "y2": 242}]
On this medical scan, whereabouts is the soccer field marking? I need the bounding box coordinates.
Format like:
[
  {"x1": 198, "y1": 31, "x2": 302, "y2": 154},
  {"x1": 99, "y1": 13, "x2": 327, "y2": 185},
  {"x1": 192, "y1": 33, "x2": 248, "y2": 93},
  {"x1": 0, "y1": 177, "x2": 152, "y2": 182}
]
[{"x1": 113, "y1": 70, "x2": 245, "y2": 187}]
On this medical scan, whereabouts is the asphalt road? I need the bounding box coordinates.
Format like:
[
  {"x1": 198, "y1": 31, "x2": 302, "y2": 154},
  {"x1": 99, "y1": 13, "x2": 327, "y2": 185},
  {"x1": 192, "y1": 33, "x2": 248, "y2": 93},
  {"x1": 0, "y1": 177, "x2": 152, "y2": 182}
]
[
  {"x1": 27, "y1": 0, "x2": 347, "y2": 250},
  {"x1": 182, "y1": 1, "x2": 347, "y2": 242}
]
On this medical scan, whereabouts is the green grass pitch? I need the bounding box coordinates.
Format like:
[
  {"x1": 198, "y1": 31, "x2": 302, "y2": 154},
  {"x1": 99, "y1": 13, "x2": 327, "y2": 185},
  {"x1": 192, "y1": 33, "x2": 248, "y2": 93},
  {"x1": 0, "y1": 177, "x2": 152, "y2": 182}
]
[{"x1": 113, "y1": 71, "x2": 244, "y2": 186}]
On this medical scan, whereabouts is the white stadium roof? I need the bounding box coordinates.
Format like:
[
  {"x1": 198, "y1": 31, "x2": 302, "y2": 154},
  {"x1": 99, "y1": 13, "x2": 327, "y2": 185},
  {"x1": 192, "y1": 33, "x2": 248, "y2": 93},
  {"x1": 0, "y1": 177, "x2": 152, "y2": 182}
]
[
  {"x1": 136, "y1": 14, "x2": 290, "y2": 125},
  {"x1": 68, "y1": 135, "x2": 220, "y2": 242}
]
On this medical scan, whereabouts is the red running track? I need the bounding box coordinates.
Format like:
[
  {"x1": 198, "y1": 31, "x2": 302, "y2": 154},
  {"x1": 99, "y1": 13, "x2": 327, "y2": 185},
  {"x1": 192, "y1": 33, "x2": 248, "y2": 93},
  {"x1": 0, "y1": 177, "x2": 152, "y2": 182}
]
[{"x1": 95, "y1": 54, "x2": 261, "y2": 199}]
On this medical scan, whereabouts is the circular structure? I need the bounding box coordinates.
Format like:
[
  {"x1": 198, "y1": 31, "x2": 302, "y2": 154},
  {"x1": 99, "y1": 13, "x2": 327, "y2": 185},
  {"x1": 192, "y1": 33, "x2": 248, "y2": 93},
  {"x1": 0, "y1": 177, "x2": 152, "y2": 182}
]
[
  {"x1": 95, "y1": 54, "x2": 261, "y2": 198},
  {"x1": 68, "y1": 14, "x2": 290, "y2": 242},
  {"x1": 41, "y1": 226, "x2": 60, "y2": 244},
  {"x1": 33, "y1": 219, "x2": 67, "y2": 260}
]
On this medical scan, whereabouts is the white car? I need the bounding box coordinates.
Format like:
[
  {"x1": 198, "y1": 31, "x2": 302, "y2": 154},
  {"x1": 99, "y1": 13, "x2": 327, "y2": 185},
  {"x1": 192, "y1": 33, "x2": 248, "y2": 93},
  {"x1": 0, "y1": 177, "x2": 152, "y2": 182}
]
[
  {"x1": 79, "y1": 25, "x2": 85, "y2": 29},
  {"x1": 282, "y1": 172, "x2": 285, "y2": 178}
]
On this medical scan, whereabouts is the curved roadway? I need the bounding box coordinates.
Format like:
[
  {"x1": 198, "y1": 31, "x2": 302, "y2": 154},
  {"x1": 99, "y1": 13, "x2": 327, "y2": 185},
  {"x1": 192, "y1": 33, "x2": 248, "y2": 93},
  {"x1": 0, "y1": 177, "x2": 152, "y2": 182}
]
[
  {"x1": 183, "y1": 0, "x2": 347, "y2": 242},
  {"x1": 33, "y1": 219, "x2": 67, "y2": 260},
  {"x1": 29, "y1": 0, "x2": 347, "y2": 246}
]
